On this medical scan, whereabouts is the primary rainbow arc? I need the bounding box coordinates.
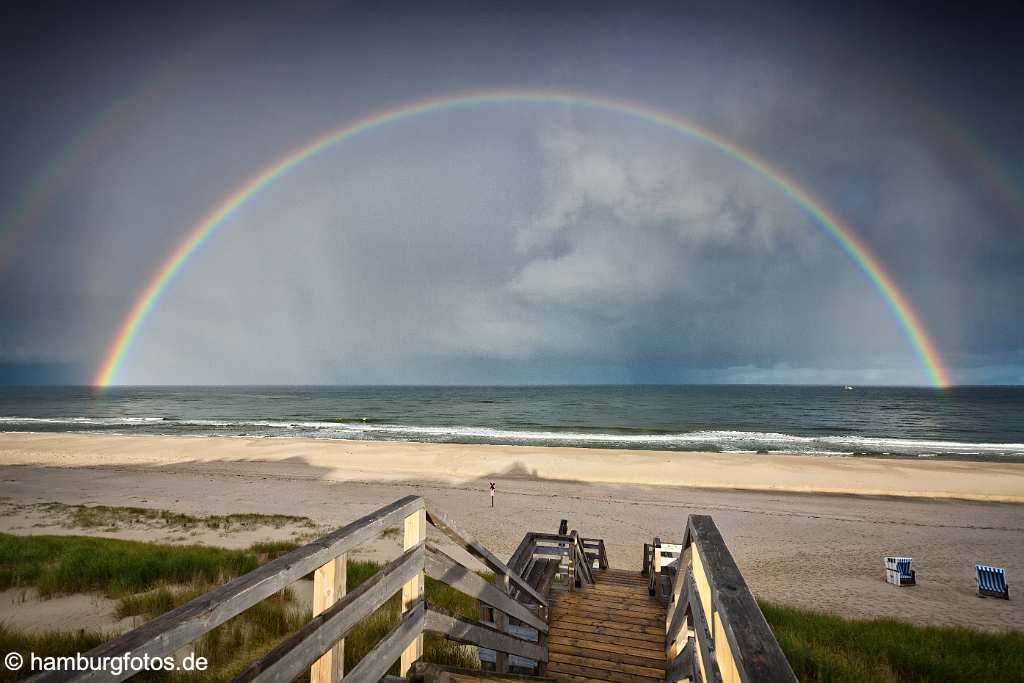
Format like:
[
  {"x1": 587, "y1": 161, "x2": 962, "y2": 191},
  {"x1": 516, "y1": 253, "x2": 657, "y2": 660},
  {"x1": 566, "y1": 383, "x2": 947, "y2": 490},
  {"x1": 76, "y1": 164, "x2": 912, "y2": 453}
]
[{"x1": 94, "y1": 89, "x2": 952, "y2": 388}]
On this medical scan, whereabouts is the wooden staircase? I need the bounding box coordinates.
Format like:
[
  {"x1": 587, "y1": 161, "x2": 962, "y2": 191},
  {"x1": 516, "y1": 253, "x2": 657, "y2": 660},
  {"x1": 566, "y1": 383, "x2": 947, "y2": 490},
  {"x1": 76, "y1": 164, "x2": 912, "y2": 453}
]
[
  {"x1": 47, "y1": 498, "x2": 795, "y2": 683},
  {"x1": 546, "y1": 568, "x2": 667, "y2": 682}
]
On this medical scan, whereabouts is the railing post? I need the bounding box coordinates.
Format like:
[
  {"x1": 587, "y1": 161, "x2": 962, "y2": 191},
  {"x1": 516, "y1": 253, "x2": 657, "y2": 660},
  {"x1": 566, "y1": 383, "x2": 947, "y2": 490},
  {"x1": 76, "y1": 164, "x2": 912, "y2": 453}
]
[
  {"x1": 494, "y1": 574, "x2": 510, "y2": 673},
  {"x1": 400, "y1": 507, "x2": 426, "y2": 676},
  {"x1": 311, "y1": 552, "x2": 347, "y2": 683},
  {"x1": 569, "y1": 532, "x2": 577, "y2": 589},
  {"x1": 569, "y1": 530, "x2": 580, "y2": 589},
  {"x1": 493, "y1": 609, "x2": 510, "y2": 672}
]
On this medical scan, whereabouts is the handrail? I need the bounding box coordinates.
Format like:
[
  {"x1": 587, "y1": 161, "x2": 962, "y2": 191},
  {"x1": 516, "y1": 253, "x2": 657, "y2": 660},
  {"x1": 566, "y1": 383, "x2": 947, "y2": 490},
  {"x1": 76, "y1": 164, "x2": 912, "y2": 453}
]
[
  {"x1": 521, "y1": 532, "x2": 602, "y2": 569},
  {"x1": 663, "y1": 515, "x2": 796, "y2": 683},
  {"x1": 568, "y1": 530, "x2": 594, "y2": 587},
  {"x1": 507, "y1": 532, "x2": 538, "y2": 577},
  {"x1": 31, "y1": 496, "x2": 425, "y2": 683},
  {"x1": 32, "y1": 497, "x2": 557, "y2": 683},
  {"x1": 424, "y1": 545, "x2": 547, "y2": 634},
  {"x1": 425, "y1": 610, "x2": 547, "y2": 663},
  {"x1": 234, "y1": 544, "x2": 425, "y2": 682},
  {"x1": 345, "y1": 599, "x2": 425, "y2": 683},
  {"x1": 425, "y1": 506, "x2": 548, "y2": 609}
]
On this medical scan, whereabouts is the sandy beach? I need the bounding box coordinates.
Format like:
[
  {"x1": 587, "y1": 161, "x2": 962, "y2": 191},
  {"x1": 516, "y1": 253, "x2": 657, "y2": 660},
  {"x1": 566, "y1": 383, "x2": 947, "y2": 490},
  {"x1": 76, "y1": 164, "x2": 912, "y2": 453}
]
[{"x1": 1, "y1": 432, "x2": 1022, "y2": 632}]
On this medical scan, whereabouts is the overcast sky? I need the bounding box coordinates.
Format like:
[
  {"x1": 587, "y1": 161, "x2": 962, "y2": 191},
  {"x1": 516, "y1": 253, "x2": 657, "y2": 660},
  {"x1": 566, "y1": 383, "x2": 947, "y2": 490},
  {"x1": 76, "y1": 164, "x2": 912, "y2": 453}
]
[{"x1": 0, "y1": 0, "x2": 1021, "y2": 385}]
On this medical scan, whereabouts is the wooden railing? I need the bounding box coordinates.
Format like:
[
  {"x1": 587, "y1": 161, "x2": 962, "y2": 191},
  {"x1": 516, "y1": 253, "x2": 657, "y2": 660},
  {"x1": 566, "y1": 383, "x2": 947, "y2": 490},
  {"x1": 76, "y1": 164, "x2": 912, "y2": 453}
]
[
  {"x1": 477, "y1": 523, "x2": 606, "y2": 674},
  {"x1": 507, "y1": 530, "x2": 605, "y2": 592},
  {"x1": 661, "y1": 516, "x2": 796, "y2": 683},
  {"x1": 644, "y1": 537, "x2": 684, "y2": 598},
  {"x1": 32, "y1": 497, "x2": 549, "y2": 683}
]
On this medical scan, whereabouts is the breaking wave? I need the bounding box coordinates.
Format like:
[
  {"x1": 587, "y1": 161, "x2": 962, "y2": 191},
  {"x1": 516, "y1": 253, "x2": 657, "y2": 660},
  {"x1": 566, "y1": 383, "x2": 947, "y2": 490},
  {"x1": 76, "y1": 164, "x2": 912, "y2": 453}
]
[{"x1": 1, "y1": 416, "x2": 1022, "y2": 459}]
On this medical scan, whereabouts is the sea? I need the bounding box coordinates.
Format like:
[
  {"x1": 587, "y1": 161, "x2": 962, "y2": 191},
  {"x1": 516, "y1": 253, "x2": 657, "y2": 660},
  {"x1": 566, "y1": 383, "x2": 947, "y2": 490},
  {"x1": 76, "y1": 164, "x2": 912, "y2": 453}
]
[{"x1": 0, "y1": 385, "x2": 1022, "y2": 462}]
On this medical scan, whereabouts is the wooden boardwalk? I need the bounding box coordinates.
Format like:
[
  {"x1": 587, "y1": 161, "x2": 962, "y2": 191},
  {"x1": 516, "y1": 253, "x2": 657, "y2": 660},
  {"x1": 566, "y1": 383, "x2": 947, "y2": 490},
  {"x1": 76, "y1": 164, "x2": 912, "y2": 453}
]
[
  {"x1": 546, "y1": 568, "x2": 667, "y2": 683},
  {"x1": 52, "y1": 498, "x2": 795, "y2": 683}
]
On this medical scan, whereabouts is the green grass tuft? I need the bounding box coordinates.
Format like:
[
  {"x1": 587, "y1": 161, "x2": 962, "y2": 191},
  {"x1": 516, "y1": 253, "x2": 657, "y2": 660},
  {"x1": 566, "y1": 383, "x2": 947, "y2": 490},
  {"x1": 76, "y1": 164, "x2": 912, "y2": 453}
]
[
  {"x1": 0, "y1": 535, "x2": 482, "y2": 680},
  {"x1": 33, "y1": 502, "x2": 317, "y2": 533},
  {"x1": 760, "y1": 601, "x2": 1024, "y2": 682},
  {"x1": 0, "y1": 534, "x2": 260, "y2": 598},
  {"x1": 0, "y1": 624, "x2": 111, "y2": 683},
  {"x1": 7, "y1": 531, "x2": 1022, "y2": 682},
  {"x1": 247, "y1": 540, "x2": 303, "y2": 561}
]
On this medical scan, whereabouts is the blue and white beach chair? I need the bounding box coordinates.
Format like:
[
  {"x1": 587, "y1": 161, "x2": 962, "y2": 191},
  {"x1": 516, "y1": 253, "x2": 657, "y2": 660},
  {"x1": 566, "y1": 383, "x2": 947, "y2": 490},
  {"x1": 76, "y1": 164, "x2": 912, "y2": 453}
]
[
  {"x1": 976, "y1": 565, "x2": 1009, "y2": 599},
  {"x1": 883, "y1": 556, "x2": 916, "y2": 586}
]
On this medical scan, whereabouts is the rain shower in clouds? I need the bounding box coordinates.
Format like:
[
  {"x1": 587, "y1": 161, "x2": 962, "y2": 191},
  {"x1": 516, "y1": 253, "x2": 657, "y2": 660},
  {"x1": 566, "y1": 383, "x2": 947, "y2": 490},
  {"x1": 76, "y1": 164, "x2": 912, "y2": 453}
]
[
  {"x1": 0, "y1": 0, "x2": 1021, "y2": 385},
  {"x1": 121, "y1": 110, "x2": 916, "y2": 385}
]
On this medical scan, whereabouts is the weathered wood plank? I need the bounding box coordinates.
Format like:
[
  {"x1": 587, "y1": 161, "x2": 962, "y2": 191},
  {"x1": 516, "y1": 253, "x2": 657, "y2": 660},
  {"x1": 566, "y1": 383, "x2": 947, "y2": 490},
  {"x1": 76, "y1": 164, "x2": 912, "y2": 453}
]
[
  {"x1": 546, "y1": 665, "x2": 662, "y2": 683},
  {"x1": 576, "y1": 580, "x2": 646, "y2": 590},
  {"x1": 548, "y1": 635, "x2": 665, "y2": 661},
  {"x1": 568, "y1": 531, "x2": 593, "y2": 586},
  {"x1": 686, "y1": 570, "x2": 723, "y2": 683},
  {"x1": 548, "y1": 627, "x2": 664, "y2": 649},
  {"x1": 552, "y1": 601, "x2": 665, "y2": 619},
  {"x1": 688, "y1": 515, "x2": 797, "y2": 682},
  {"x1": 549, "y1": 626, "x2": 663, "y2": 649},
  {"x1": 587, "y1": 574, "x2": 649, "y2": 584},
  {"x1": 507, "y1": 533, "x2": 537, "y2": 577},
  {"x1": 591, "y1": 574, "x2": 648, "y2": 583},
  {"x1": 424, "y1": 610, "x2": 548, "y2": 662},
  {"x1": 346, "y1": 600, "x2": 425, "y2": 683},
  {"x1": 582, "y1": 539, "x2": 609, "y2": 570},
  {"x1": 36, "y1": 496, "x2": 425, "y2": 683},
  {"x1": 233, "y1": 544, "x2": 424, "y2": 683},
  {"x1": 407, "y1": 661, "x2": 559, "y2": 681},
  {"x1": 547, "y1": 613, "x2": 666, "y2": 635},
  {"x1": 426, "y1": 506, "x2": 548, "y2": 608},
  {"x1": 666, "y1": 638, "x2": 695, "y2": 682},
  {"x1": 400, "y1": 507, "x2": 426, "y2": 676},
  {"x1": 548, "y1": 651, "x2": 665, "y2": 678},
  {"x1": 551, "y1": 608, "x2": 664, "y2": 628},
  {"x1": 544, "y1": 674, "x2": 619, "y2": 683},
  {"x1": 524, "y1": 558, "x2": 559, "y2": 601},
  {"x1": 548, "y1": 641, "x2": 665, "y2": 669},
  {"x1": 554, "y1": 593, "x2": 664, "y2": 609},
  {"x1": 426, "y1": 545, "x2": 547, "y2": 633},
  {"x1": 310, "y1": 552, "x2": 346, "y2": 683},
  {"x1": 666, "y1": 566, "x2": 692, "y2": 651},
  {"x1": 530, "y1": 532, "x2": 572, "y2": 542}
]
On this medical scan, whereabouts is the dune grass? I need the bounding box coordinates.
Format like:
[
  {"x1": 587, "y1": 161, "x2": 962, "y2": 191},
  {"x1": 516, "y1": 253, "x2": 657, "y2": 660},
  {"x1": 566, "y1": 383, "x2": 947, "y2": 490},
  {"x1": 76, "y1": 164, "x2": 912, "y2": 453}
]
[
  {"x1": 31, "y1": 502, "x2": 319, "y2": 533},
  {"x1": 0, "y1": 534, "x2": 480, "y2": 680},
  {"x1": 761, "y1": 601, "x2": 1024, "y2": 682},
  {"x1": 4, "y1": 532, "x2": 1022, "y2": 681},
  {"x1": 0, "y1": 625, "x2": 111, "y2": 682},
  {"x1": 0, "y1": 533, "x2": 263, "y2": 597}
]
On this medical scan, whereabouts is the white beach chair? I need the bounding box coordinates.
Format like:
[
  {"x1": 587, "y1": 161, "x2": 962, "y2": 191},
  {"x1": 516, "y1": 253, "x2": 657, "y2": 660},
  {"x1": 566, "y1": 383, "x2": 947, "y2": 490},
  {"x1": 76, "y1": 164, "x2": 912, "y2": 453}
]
[{"x1": 883, "y1": 556, "x2": 916, "y2": 586}]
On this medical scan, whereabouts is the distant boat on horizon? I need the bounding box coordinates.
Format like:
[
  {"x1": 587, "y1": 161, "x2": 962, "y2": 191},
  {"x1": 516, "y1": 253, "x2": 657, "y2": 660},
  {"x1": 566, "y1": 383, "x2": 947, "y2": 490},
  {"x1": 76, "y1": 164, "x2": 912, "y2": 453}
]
[{"x1": 844, "y1": 385, "x2": 854, "y2": 390}]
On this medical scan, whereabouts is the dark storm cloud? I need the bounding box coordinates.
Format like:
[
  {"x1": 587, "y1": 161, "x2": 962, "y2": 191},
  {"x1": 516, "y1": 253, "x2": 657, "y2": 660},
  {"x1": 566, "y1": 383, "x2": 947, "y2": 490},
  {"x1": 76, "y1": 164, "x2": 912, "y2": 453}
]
[{"x1": 0, "y1": 0, "x2": 1021, "y2": 385}]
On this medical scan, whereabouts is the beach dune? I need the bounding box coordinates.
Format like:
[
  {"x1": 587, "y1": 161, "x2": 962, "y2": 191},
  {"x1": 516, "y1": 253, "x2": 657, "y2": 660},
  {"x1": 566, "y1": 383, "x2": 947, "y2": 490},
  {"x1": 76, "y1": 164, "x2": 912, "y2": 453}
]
[{"x1": 1, "y1": 432, "x2": 1022, "y2": 633}]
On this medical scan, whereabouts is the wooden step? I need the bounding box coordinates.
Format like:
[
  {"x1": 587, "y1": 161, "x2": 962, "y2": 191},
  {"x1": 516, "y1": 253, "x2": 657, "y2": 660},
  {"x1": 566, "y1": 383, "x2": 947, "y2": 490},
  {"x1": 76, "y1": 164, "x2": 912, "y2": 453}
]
[
  {"x1": 408, "y1": 661, "x2": 556, "y2": 682},
  {"x1": 544, "y1": 569, "x2": 666, "y2": 682}
]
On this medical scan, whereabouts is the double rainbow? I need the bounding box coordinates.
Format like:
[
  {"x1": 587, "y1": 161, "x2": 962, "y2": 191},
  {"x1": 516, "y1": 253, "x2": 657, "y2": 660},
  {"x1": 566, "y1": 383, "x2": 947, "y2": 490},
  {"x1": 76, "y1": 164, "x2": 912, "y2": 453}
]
[{"x1": 94, "y1": 89, "x2": 951, "y2": 388}]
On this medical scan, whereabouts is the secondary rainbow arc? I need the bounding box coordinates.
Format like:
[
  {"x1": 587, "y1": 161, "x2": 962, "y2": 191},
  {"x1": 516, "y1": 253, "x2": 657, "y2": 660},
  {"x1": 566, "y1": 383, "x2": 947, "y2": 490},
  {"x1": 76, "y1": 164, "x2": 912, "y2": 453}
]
[{"x1": 94, "y1": 89, "x2": 952, "y2": 388}]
